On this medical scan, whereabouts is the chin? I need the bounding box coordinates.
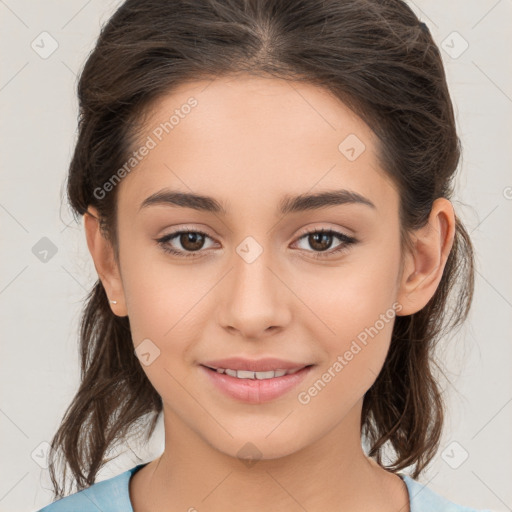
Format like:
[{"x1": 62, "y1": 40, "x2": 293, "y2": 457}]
[{"x1": 206, "y1": 429, "x2": 311, "y2": 465}]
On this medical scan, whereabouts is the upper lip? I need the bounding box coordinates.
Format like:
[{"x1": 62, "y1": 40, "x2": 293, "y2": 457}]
[{"x1": 201, "y1": 357, "x2": 311, "y2": 372}]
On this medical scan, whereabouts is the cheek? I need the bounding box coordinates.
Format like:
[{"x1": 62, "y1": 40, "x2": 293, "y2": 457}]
[
  {"x1": 124, "y1": 268, "x2": 207, "y2": 356},
  {"x1": 119, "y1": 229, "x2": 199, "y2": 332},
  {"x1": 298, "y1": 242, "x2": 401, "y2": 336},
  {"x1": 296, "y1": 288, "x2": 398, "y2": 416},
  {"x1": 294, "y1": 244, "x2": 401, "y2": 400},
  {"x1": 120, "y1": 258, "x2": 208, "y2": 405},
  {"x1": 119, "y1": 244, "x2": 219, "y2": 389}
]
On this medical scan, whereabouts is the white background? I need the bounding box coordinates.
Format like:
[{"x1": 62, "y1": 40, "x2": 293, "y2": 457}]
[{"x1": 0, "y1": 1, "x2": 511, "y2": 510}]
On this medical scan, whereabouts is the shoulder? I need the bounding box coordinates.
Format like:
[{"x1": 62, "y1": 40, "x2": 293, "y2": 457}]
[
  {"x1": 399, "y1": 473, "x2": 494, "y2": 512},
  {"x1": 36, "y1": 464, "x2": 146, "y2": 512}
]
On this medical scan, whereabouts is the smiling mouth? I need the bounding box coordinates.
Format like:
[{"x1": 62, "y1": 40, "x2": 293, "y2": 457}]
[
  {"x1": 201, "y1": 365, "x2": 313, "y2": 380},
  {"x1": 199, "y1": 363, "x2": 314, "y2": 404}
]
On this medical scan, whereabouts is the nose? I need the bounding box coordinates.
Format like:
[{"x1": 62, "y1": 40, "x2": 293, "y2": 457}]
[{"x1": 216, "y1": 244, "x2": 292, "y2": 339}]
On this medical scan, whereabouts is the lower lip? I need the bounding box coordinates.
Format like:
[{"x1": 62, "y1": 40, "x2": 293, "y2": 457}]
[{"x1": 199, "y1": 365, "x2": 313, "y2": 404}]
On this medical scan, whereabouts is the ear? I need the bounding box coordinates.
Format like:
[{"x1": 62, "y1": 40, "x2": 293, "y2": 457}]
[
  {"x1": 396, "y1": 198, "x2": 456, "y2": 316},
  {"x1": 84, "y1": 206, "x2": 128, "y2": 317}
]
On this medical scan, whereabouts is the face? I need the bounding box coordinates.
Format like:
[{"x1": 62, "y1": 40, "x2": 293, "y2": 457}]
[{"x1": 102, "y1": 75, "x2": 408, "y2": 460}]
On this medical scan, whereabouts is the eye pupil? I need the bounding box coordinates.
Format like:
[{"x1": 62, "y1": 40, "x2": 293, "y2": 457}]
[
  {"x1": 309, "y1": 232, "x2": 332, "y2": 251},
  {"x1": 180, "y1": 232, "x2": 205, "y2": 251}
]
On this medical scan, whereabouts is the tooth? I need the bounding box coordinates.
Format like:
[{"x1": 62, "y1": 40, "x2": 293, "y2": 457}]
[
  {"x1": 236, "y1": 370, "x2": 255, "y2": 379},
  {"x1": 255, "y1": 371, "x2": 276, "y2": 380},
  {"x1": 219, "y1": 368, "x2": 302, "y2": 379}
]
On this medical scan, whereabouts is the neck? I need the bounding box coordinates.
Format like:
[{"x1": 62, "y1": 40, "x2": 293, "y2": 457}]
[{"x1": 130, "y1": 399, "x2": 409, "y2": 512}]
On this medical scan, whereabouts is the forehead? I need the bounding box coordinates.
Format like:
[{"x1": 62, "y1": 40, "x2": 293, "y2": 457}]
[{"x1": 117, "y1": 75, "x2": 397, "y2": 216}]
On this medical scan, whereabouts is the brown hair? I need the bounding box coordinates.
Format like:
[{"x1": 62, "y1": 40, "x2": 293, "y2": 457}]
[{"x1": 47, "y1": 0, "x2": 474, "y2": 499}]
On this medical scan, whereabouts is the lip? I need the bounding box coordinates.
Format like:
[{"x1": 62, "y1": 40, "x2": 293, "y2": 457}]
[
  {"x1": 199, "y1": 363, "x2": 314, "y2": 404},
  {"x1": 201, "y1": 357, "x2": 308, "y2": 372}
]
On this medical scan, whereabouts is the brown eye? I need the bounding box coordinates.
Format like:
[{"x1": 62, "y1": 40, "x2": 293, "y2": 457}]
[
  {"x1": 294, "y1": 228, "x2": 357, "y2": 259},
  {"x1": 179, "y1": 232, "x2": 206, "y2": 251},
  {"x1": 156, "y1": 229, "x2": 216, "y2": 258},
  {"x1": 307, "y1": 232, "x2": 335, "y2": 252}
]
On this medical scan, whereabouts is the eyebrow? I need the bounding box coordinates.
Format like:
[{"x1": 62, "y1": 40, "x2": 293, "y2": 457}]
[{"x1": 138, "y1": 188, "x2": 376, "y2": 215}]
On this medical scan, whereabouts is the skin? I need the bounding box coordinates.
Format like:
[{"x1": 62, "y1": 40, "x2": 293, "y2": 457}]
[{"x1": 84, "y1": 75, "x2": 455, "y2": 512}]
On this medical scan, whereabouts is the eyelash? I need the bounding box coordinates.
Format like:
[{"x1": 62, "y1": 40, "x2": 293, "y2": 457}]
[{"x1": 156, "y1": 227, "x2": 357, "y2": 260}]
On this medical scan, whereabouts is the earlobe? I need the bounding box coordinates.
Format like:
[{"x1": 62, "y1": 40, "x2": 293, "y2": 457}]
[
  {"x1": 396, "y1": 198, "x2": 456, "y2": 316},
  {"x1": 84, "y1": 206, "x2": 128, "y2": 317}
]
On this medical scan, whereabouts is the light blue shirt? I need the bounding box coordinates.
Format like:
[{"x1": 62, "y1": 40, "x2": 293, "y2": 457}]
[{"x1": 36, "y1": 463, "x2": 493, "y2": 511}]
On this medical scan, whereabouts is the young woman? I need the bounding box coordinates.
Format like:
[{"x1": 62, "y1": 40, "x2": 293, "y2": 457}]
[{"x1": 37, "y1": 0, "x2": 491, "y2": 511}]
